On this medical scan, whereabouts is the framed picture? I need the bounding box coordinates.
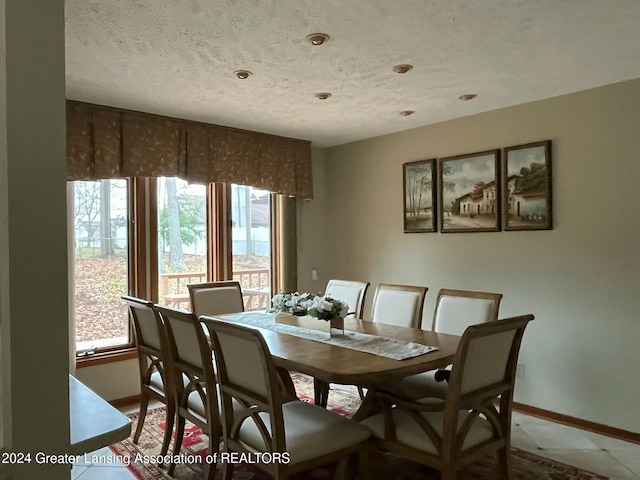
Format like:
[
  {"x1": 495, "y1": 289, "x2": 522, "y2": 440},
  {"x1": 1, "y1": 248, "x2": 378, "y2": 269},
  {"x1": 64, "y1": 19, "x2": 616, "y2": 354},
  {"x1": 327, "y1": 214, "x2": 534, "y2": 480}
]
[
  {"x1": 503, "y1": 140, "x2": 553, "y2": 230},
  {"x1": 438, "y1": 150, "x2": 501, "y2": 233},
  {"x1": 403, "y1": 159, "x2": 437, "y2": 233}
]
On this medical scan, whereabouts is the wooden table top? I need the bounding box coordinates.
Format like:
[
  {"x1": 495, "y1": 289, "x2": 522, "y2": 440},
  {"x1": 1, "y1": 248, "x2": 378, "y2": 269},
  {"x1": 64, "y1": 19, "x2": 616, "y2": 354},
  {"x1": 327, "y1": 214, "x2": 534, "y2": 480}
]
[{"x1": 211, "y1": 313, "x2": 460, "y2": 387}]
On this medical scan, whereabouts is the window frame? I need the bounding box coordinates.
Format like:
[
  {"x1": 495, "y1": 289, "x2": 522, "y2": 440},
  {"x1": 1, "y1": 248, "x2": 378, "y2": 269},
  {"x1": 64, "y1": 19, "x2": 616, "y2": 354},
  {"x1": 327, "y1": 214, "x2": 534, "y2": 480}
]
[{"x1": 75, "y1": 178, "x2": 283, "y2": 367}]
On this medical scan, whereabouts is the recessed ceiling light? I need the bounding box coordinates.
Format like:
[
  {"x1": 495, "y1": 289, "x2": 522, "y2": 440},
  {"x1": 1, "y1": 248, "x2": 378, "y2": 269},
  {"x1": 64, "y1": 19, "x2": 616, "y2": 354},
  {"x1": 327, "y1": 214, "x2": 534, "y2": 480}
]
[
  {"x1": 458, "y1": 93, "x2": 477, "y2": 101},
  {"x1": 306, "y1": 33, "x2": 330, "y2": 46},
  {"x1": 392, "y1": 64, "x2": 414, "y2": 74},
  {"x1": 314, "y1": 92, "x2": 332, "y2": 100},
  {"x1": 234, "y1": 70, "x2": 252, "y2": 79},
  {"x1": 400, "y1": 110, "x2": 415, "y2": 116}
]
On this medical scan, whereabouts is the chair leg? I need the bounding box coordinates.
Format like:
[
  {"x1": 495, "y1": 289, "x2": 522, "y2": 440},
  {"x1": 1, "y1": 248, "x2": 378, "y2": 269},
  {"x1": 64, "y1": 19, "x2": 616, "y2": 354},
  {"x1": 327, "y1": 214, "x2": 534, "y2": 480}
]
[
  {"x1": 133, "y1": 390, "x2": 150, "y2": 443},
  {"x1": 334, "y1": 457, "x2": 349, "y2": 480},
  {"x1": 168, "y1": 415, "x2": 185, "y2": 476},
  {"x1": 313, "y1": 378, "x2": 330, "y2": 407},
  {"x1": 440, "y1": 466, "x2": 456, "y2": 480},
  {"x1": 498, "y1": 445, "x2": 511, "y2": 479},
  {"x1": 160, "y1": 400, "x2": 175, "y2": 457},
  {"x1": 221, "y1": 459, "x2": 233, "y2": 480}
]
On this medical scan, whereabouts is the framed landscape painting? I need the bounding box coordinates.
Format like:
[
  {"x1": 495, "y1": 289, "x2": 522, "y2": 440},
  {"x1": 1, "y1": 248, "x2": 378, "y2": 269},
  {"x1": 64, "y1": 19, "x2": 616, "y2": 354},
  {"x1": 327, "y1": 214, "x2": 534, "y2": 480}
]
[
  {"x1": 503, "y1": 140, "x2": 553, "y2": 230},
  {"x1": 438, "y1": 150, "x2": 501, "y2": 233},
  {"x1": 403, "y1": 159, "x2": 436, "y2": 233}
]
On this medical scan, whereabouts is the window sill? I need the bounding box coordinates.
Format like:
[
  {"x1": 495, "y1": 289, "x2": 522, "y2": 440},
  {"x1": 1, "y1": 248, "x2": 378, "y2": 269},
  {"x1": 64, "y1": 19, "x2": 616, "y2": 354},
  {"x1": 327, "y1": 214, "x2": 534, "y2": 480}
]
[{"x1": 76, "y1": 347, "x2": 137, "y2": 368}]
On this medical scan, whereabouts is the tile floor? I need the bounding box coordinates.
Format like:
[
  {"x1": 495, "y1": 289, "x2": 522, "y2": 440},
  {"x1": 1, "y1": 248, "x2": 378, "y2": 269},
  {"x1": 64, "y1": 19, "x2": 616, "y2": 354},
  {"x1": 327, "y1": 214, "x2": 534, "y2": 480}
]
[{"x1": 71, "y1": 410, "x2": 640, "y2": 480}]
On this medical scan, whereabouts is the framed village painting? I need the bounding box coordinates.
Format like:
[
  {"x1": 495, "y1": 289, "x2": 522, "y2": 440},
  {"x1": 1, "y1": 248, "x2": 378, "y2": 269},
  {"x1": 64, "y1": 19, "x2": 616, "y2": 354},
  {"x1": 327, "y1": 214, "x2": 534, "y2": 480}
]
[
  {"x1": 503, "y1": 140, "x2": 553, "y2": 231},
  {"x1": 438, "y1": 150, "x2": 501, "y2": 233},
  {"x1": 403, "y1": 159, "x2": 437, "y2": 233}
]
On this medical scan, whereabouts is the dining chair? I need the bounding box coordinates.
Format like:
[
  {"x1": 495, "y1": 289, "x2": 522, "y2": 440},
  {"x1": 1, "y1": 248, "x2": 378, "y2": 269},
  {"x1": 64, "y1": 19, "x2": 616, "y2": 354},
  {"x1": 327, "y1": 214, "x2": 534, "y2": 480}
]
[
  {"x1": 154, "y1": 305, "x2": 221, "y2": 480},
  {"x1": 189, "y1": 280, "x2": 298, "y2": 398},
  {"x1": 325, "y1": 279, "x2": 370, "y2": 320},
  {"x1": 346, "y1": 283, "x2": 429, "y2": 400},
  {"x1": 360, "y1": 314, "x2": 534, "y2": 480},
  {"x1": 201, "y1": 316, "x2": 371, "y2": 480},
  {"x1": 121, "y1": 296, "x2": 175, "y2": 459},
  {"x1": 313, "y1": 279, "x2": 370, "y2": 407},
  {"x1": 370, "y1": 283, "x2": 428, "y2": 329},
  {"x1": 383, "y1": 288, "x2": 503, "y2": 401},
  {"x1": 187, "y1": 280, "x2": 244, "y2": 318}
]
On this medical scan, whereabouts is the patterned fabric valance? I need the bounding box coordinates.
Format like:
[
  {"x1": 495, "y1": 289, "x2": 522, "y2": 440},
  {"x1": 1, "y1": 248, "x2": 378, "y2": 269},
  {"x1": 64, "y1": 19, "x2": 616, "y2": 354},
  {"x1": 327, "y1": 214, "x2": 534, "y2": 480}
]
[{"x1": 66, "y1": 100, "x2": 313, "y2": 199}]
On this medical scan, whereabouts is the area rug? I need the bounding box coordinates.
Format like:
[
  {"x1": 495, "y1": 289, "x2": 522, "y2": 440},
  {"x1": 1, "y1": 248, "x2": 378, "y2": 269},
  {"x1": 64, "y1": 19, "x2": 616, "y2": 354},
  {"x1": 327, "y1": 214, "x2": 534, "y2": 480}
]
[{"x1": 111, "y1": 374, "x2": 608, "y2": 480}]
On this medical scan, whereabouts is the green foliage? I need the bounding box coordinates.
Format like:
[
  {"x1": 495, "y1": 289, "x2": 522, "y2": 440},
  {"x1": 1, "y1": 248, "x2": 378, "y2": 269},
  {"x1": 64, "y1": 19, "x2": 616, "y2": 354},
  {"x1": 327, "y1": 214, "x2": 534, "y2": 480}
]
[
  {"x1": 159, "y1": 195, "x2": 205, "y2": 247},
  {"x1": 517, "y1": 162, "x2": 548, "y2": 191}
]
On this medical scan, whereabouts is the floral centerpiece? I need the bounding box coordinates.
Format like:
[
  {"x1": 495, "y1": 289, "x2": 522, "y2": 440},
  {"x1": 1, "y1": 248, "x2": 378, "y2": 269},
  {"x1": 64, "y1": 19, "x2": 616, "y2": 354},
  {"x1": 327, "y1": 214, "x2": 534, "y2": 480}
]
[
  {"x1": 306, "y1": 295, "x2": 348, "y2": 321},
  {"x1": 270, "y1": 292, "x2": 315, "y2": 316},
  {"x1": 271, "y1": 292, "x2": 349, "y2": 337}
]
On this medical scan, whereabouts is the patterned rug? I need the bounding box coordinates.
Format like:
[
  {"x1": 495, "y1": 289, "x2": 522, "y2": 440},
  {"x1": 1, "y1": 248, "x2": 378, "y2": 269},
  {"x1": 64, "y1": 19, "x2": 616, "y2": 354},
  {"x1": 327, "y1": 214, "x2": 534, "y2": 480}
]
[{"x1": 111, "y1": 374, "x2": 608, "y2": 479}]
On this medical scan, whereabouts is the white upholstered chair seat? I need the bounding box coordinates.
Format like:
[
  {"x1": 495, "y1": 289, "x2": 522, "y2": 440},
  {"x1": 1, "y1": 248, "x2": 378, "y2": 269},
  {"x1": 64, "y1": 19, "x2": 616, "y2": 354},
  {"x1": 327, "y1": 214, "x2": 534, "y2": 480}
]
[
  {"x1": 237, "y1": 400, "x2": 370, "y2": 464},
  {"x1": 360, "y1": 401, "x2": 494, "y2": 455},
  {"x1": 382, "y1": 370, "x2": 448, "y2": 400}
]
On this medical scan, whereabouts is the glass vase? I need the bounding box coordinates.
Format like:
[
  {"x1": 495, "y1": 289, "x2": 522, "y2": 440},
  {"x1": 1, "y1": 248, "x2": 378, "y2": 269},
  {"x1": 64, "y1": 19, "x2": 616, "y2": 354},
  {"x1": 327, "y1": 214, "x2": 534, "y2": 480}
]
[{"x1": 329, "y1": 316, "x2": 344, "y2": 338}]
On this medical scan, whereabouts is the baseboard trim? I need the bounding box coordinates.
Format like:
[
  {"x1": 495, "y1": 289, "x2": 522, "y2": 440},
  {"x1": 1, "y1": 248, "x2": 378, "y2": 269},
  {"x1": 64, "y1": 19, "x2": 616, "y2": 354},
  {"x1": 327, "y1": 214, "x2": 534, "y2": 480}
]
[
  {"x1": 513, "y1": 401, "x2": 640, "y2": 445},
  {"x1": 110, "y1": 394, "x2": 140, "y2": 409}
]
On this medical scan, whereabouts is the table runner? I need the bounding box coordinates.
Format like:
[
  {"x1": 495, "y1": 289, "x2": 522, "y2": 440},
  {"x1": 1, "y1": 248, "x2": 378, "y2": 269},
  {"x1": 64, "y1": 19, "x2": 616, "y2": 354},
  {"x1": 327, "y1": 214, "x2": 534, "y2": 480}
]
[{"x1": 216, "y1": 311, "x2": 437, "y2": 360}]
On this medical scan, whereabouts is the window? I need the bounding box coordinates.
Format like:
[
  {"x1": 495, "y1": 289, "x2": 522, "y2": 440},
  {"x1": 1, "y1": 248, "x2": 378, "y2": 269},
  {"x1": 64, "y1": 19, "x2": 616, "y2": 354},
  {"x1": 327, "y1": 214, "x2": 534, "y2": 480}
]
[
  {"x1": 71, "y1": 177, "x2": 283, "y2": 360},
  {"x1": 156, "y1": 177, "x2": 207, "y2": 310},
  {"x1": 72, "y1": 179, "x2": 131, "y2": 354},
  {"x1": 231, "y1": 185, "x2": 271, "y2": 311}
]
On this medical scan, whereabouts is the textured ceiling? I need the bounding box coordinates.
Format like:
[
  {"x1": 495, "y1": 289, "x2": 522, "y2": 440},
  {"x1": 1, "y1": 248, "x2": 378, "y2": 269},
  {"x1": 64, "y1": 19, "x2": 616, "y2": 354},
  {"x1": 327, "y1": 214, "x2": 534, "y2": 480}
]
[{"x1": 65, "y1": 0, "x2": 640, "y2": 147}]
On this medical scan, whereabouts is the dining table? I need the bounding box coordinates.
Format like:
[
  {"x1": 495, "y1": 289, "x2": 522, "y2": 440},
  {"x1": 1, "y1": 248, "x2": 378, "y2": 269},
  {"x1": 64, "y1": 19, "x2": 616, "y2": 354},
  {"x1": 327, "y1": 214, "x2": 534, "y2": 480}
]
[{"x1": 202, "y1": 311, "x2": 460, "y2": 418}]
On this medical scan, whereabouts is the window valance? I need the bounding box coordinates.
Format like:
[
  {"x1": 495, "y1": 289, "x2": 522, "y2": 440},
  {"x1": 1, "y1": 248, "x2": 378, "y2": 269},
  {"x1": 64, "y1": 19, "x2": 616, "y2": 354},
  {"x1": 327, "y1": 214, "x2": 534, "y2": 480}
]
[{"x1": 66, "y1": 100, "x2": 313, "y2": 199}]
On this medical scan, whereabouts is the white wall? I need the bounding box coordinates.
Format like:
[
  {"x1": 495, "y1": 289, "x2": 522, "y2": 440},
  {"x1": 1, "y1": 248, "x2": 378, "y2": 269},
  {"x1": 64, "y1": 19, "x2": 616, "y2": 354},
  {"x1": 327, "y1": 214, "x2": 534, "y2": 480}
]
[
  {"x1": 298, "y1": 78, "x2": 640, "y2": 433},
  {"x1": 1, "y1": 1, "x2": 70, "y2": 478}
]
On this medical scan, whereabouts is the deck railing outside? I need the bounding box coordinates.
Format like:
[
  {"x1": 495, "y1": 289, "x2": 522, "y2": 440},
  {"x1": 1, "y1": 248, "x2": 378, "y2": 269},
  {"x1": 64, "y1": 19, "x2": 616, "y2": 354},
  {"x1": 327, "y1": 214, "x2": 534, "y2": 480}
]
[{"x1": 160, "y1": 268, "x2": 270, "y2": 311}]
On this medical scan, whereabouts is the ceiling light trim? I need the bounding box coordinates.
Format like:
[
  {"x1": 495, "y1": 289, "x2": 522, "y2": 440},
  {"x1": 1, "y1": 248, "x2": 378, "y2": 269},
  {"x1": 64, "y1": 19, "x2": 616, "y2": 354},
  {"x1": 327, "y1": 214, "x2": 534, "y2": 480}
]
[
  {"x1": 392, "y1": 64, "x2": 414, "y2": 74},
  {"x1": 306, "y1": 33, "x2": 330, "y2": 46}
]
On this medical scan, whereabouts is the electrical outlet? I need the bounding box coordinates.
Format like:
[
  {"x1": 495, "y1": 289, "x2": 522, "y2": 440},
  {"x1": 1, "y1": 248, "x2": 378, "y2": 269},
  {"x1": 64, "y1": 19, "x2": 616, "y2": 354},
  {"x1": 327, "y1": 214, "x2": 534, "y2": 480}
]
[
  {"x1": 311, "y1": 269, "x2": 318, "y2": 280},
  {"x1": 516, "y1": 364, "x2": 525, "y2": 378}
]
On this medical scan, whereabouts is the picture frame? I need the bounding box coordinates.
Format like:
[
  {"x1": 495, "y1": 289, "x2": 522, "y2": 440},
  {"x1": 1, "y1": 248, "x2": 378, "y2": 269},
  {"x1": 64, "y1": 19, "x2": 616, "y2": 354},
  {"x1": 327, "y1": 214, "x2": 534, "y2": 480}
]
[
  {"x1": 403, "y1": 159, "x2": 437, "y2": 233},
  {"x1": 438, "y1": 149, "x2": 501, "y2": 233},
  {"x1": 503, "y1": 140, "x2": 553, "y2": 231}
]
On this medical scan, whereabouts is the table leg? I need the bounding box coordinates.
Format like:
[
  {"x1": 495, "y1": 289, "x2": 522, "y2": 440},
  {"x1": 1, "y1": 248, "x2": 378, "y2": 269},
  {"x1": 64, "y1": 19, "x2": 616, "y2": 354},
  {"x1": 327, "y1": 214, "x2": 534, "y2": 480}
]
[{"x1": 313, "y1": 378, "x2": 330, "y2": 407}]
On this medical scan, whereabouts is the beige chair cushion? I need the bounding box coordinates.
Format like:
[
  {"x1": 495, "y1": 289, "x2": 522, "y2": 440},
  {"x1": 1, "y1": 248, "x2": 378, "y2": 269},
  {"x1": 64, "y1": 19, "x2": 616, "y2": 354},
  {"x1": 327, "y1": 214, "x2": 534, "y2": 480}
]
[
  {"x1": 237, "y1": 400, "x2": 370, "y2": 464},
  {"x1": 433, "y1": 296, "x2": 495, "y2": 335},
  {"x1": 192, "y1": 287, "x2": 243, "y2": 317},
  {"x1": 325, "y1": 284, "x2": 365, "y2": 318},
  {"x1": 361, "y1": 402, "x2": 493, "y2": 455},
  {"x1": 381, "y1": 370, "x2": 448, "y2": 400},
  {"x1": 372, "y1": 290, "x2": 422, "y2": 328}
]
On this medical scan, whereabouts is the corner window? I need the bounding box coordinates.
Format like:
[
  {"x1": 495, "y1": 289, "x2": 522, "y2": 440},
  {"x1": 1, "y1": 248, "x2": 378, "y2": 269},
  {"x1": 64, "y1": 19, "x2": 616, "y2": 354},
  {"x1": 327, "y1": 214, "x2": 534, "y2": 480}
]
[{"x1": 72, "y1": 179, "x2": 131, "y2": 353}]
